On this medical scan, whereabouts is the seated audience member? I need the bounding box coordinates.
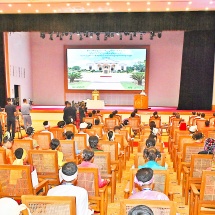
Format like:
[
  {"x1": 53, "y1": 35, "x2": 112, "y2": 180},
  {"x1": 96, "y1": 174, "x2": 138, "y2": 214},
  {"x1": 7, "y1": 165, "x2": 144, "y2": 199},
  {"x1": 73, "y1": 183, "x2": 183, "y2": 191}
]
[
  {"x1": 205, "y1": 120, "x2": 210, "y2": 127},
  {"x1": 79, "y1": 148, "x2": 109, "y2": 188},
  {"x1": 23, "y1": 127, "x2": 40, "y2": 149},
  {"x1": 189, "y1": 125, "x2": 198, "y2": 135},
  {"x1": 152, "y1": 111, "x2": 159, "y2": 119},
  {"x1": 50, "y1": 138, "x2": 65, "y2": 167},
  {"x1": 130, "y1": 112, "x2": 136, "y2": 118},
  {"x1": 88, "y1": 112, "x2": 93, "y2": 117},
  {"x1": 198, "y1": 138, "x2": 215, "y2": 154},
  {"x1": 47, "y1": 162, "x2": 93, "y2": 215},
  {"x1": 192, "y1": 132, "x2": 204, "y2": 143},
  {"x1": 201, "y1": 113, "x2": 205, "y2": 119},
  {"x1": 57, "y1": 120, "x2": 66, "y2": 128},
  {"x1": 129, "y1": 168, "x2": 169, "y2": 200},
  {"x1": 114, "y1": 126, "x2": 128, "y2": 147},
  {"x1": 109, "y1": 113, "x2": 114, "y2": 118},
  {"x1": 94, "y1": 118, "x2": 100, "y2": 125},
  {"x1": 149, "y1": 121, "x2": 159, "y2": 136},
  {"x1": 89, "y1": 136, "x2": 103, "y2": 151},
  {"x1": 79, "y1": 122, "x2": 90, "y2": 145},
  {"x1": 86, "y1": 122, "x2": 93, "y2": 129},
  {"x1": 107, "y1": 130, "x2": 121, "y2": 153},
  {"x1": 13, "y1": 148, "x2": 28, "y2": 165},
  {"x1": 134, "y1": 109, "x2": 140, "y2": 117},
  {"x1": 140, "y1": 149, "x2": 166, "y2": 170},
  {"x1": 41, "y1": 121, "x2": 54, "y2": 139},
  {"x1": 1, "y1": 136, "x2": 14, "y2": 164},
  {"x1": 92, "y1": 110, "x2": 96, "y2": 116},
  {"x1": 64, "y1": 131, "x2": 81, "y2": 154},
  {"x1": 128, "y1": 205, "x2": 154, "y2": 215}
]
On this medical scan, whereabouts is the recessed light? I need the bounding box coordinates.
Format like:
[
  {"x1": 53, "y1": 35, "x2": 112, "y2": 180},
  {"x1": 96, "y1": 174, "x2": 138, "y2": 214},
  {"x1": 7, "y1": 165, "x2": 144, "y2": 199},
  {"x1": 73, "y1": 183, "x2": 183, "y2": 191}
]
[
  {"x1": 127, "y1": 2, "x2": 130, "y2": 5},
  {"x1": 188, "y1": 1, "x2": 192, "y2": 4},
  {"x1": 186, "y1": 7, "x2": 189, "y2": 11},
  {"x1": 86, "y1": 3, "x2": 90, "y2": 6},
  {"x1": 167, "y1": 2, "x2": 171, "y2": 5},
  {"x1": 106, "y1": 2, "x2": 110, "y2": 6},
  {"x1": 0, "y1": 10, "x2": 3, "y2": 13},
  {"x1": 47, "y1": 4, "x2": 51, "y2": 7},
  {"x1": 205, "y1": 7, "x2": 209, "y2": 10},
  {"x1": 128, "y1": 8, "x2": 131, "y2": 11},
  {"x1": 209, "y1": 1, "x2": 213, "y2": 4},
  {"x1": 91, "y1": 9, "x2": 94, "y2": 12},
  {"x1": 27, "y1": 4, "x2": 31, "y2": 7},
  {"x1": 147, "y1": 2, "x2": 150, "y2": 5},
  {"x1": 17, "y1": 10, "x2": 21, "y2": 13},
  {"x1": 166, "y1": 8, "x2": 170, "y2": 11},
  {"x1": 66, "y1": 3, "x2": 70, "y2": 6},
  {"x1": 147, "y1": 8, "x2": 150, "y2": 11},
  {"x1": 35, "y1": 9, "x2": 39, "y2": 13},
  {"x1": 109, "y1": 8, "x2": 113, "y2": 11},
  {"x1": 8, "y1": 4, "x2": 12, "y2": 7},
  {"x1": 53, "y1": 9, "x2": 57, "y2": 13}
]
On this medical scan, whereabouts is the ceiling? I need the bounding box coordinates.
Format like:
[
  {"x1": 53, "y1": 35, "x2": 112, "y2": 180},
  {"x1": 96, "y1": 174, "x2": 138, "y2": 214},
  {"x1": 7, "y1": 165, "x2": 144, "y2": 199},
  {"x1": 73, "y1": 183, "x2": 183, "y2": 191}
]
[{"x1": 0, "y1": 0, "x2": 214, "y2": 14}]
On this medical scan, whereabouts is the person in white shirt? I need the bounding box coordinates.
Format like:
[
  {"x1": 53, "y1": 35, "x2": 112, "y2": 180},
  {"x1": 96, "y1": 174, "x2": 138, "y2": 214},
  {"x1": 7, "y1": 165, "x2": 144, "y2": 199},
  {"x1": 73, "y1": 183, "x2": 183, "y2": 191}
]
[
  {"x1": 79, "y1": 122, "x2": 89, "y2": 146},
  {"x1": 47, "y1": 162, "x2": 93, "y2": 215},
  {"x1": 41, "y1": 121, "x2": 54, "y2": 139}
]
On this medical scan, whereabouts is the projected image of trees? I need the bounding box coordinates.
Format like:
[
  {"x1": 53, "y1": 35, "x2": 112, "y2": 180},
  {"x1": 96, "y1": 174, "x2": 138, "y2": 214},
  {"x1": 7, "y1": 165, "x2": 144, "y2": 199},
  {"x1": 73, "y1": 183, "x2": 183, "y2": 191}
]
[{"x1": 67, "y1": 49, "x2": 147, "y2": 90}]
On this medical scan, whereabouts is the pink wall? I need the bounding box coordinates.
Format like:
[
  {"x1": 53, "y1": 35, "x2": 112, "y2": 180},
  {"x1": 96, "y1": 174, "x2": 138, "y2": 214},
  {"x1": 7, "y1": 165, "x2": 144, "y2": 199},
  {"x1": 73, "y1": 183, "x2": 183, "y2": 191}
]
[
  {"x1": 30, "y1": 31, "x2": 184, "y2": 106},
  {"x1": 8, "y1": 32, "x2": 32, "y2": 104}
]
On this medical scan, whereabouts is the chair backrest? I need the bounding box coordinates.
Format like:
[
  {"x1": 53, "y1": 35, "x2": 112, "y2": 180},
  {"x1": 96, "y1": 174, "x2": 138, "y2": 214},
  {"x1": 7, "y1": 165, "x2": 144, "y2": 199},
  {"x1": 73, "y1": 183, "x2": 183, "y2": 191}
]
[
  {"x1": 0, "y1": 148, "x2": 6, "y2": 164},
  {"x1": 182, "y1": 143, "x2": 204, "y2": 163},
  {"x1": 0, "y1": 165, "x2": 33, "y2": 199},
  {"x1": 190, "y1": 154, "x2": 213, "y2": 178},
  {"x1": 94, "y1": 151, "x2": 111, "y2": 175},
  {"x1": 138, "y1": 142, "x2": 163, "y2": 154},
  {"x1": 65, "y1": 124, "x2": 75, "y2": 134},
  {"x1": 28, "y1": 150, "x2": 59, "y2": 184},
  {"x1": 49, "y1": 127, "x2": 65, "y2": 140},
  {"x1": 189, "y1": 116, "x2": 196, "y2": 126},
  {"x1": 174, "y1": 130, "x2": 190, "y2": 145},
  {"x1": 149, "y1": 116, "x2": 161, "y2": 128},
  {"x1": 77, "y1": 167, "x2": 99, "y2": 196},
  {"x1": 74, "y1": 133, "x2": 87, "y2": 150},
  {"x1": 128, "y1": 118, "x2": 140, "y2": 129},
  {"x1": 99, "y1": 140, "x2": 119, "y2": 161},
  {"x1": 207, "y1": 130, "x2": 215, "y2": 139},
  {"x1": 171, "y1": 118, "x2": 181, "y2": 127},
  {"x1": 120, "y1": 129, "x2": 129, "y2": 141},
  {"x1": 129, "y1": 168, "x2": 170, "y2": 196},
  {"x1": 21, "y1": 195, "x2": 76, "y2": 215},
  {"x1": 134, "y1": 153, "x2": 166, "y2": 168},
  {"x1": 85, "y1": 129, "x2": 97, "y2": 136},
  {"x1": 105, "y1": 118, "x2": 117, "y2": 130},
  {"x1": 178, "y1": 135, "x2": 195, "y2": 152},
  {"x1": 115, "y1": 134, "x2": 124, "y2": 148},
  {"x1": 12, "y1": 139, "x2": 34, "y2": 153},
  {"x1": 33, "y1": 132, "x2": 51, "y2": 150},
  {"x1": 196, "y1": 119, "x2": 207, "y2": 131},
  {"x1": 60, "y1": 140, "x2": 76, "y2": 161},
  {"x1": 92, "y1": 125, "x2": 103, "y2": 138},
  {"x1": 120, "y1": 199, "x2": 177, "y2": 215},
  {"x1": 209, "y1": 117, "x2": 215, "y2": 126},
  {"x1": 83, "y1": 117, "x2": 95, "y2": 125},
  {"x1": 199, "y1": 170, "x2": 215, "y2": 201},
  {"x1": 124, "y1": 125, "x2": 132, "y2": 136}
]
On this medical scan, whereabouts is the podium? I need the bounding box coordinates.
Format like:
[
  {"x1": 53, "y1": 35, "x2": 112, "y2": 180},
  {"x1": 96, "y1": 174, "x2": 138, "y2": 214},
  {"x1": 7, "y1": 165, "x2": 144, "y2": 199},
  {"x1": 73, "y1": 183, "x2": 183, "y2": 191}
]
[
  {"x1": 134, "y1": 94, "x2": 148, "y2": 109},
  {"x1": 92, "y1": 90, "x2": 100, "y2": 100}
]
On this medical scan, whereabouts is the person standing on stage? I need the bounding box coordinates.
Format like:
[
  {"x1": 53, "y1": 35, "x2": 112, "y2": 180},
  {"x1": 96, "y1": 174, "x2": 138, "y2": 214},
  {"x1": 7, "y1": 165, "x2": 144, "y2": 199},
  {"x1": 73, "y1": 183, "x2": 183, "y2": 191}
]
[
  {"x1": 21, "y1": 98, "x2": 32, "y2": 130},
  {"x1": 63, "y1": 101, "x2": 76, "y2": 124},
  {"x1": 5, "y1": 98, "x2": 17, "y2": 139}
]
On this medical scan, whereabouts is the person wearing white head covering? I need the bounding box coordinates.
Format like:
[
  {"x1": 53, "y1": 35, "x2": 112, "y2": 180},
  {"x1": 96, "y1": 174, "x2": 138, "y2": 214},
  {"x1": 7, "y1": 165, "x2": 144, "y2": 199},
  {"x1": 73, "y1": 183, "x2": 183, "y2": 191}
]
[
  {"x1": 47, "y1": 162, "x2": 93, "y2": 215},
  {"x1": 0, "y1": 197, "x2": 30, "y2": 215},
  {"x1": 79, "y1": 122, "x2": 90, "y2": 146},
  {"x1": 41, "y1": 121, "x2": 54, "y2": 139}
]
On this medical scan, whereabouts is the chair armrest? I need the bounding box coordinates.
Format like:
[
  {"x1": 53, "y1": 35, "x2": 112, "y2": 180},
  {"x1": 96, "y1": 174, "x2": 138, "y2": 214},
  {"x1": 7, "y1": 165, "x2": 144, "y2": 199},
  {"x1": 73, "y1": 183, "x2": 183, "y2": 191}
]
[
  {"x1": 190, "y1": 183, "x2": 200, "y2": 196},
  {"x1": 111, "y1": 164, "x2": 117, "y2": 171},
  {"x1": 33, "y1": 179, "x2": 49, "y2": 195},
  {"x1": 183, "y1": 166, "x2": 190, "y2": 174},
  {"x1": 168, "y1": 191, "x2": 174, "y2": 201},
  {"x1": 173, "y1": 145, "x2": 178, "y2": 150},
  {"x1": 99, "y1": 184, "x2": 108, "y2": 193},
  {"x1": 124, "y1": 181, "x2": 130, "y2": 199}
]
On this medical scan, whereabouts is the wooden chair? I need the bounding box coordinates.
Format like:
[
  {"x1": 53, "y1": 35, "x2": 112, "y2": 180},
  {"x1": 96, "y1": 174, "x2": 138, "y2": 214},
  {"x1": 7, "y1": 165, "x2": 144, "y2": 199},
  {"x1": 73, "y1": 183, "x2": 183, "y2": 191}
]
[
  {"x1": 94, "y1": 151, "x2": 117, "y2": 203},
  {"x1": 28, "y1": 150, "x2": 60, "y2": 186},
  {"x1": 120, "y1": 199, "x2": 177, "y2": 215},
  {"x1": 83, "y1": 117, "x2": 95, "y2": 125},
  {"x1": 182, "y1": 154, "x2": 213, "y2": 205},
  {"x1": 134, "y1": 152, "x2": 166, "y2": 168},
  {"x1": 196, "y1": 119, "x2": 207, "y2": 131},
  {"x1": 138, "y1": 141, "x2": 164, "y2": 154},
  {"x1": 124, "y1": 168, "x2": 173, "y2": 201},
  {"x1": 99, "y1": 140, "x2": 123, "y2": 183},
  {"x1": 149, "y1": 116, "x2": 161, "y2": 128},
  {"x1": 33, "y1": 132, "x2": 51, "y2": 150},
  {"x1": 85, "y1": 128, "x2": 97, "y2": 136},
  {"x1": 128, "y1": 117, "x2": 141, "y2": 138},
  {"x1": 60, "y1": 140, "x2": 79, "y2": 164},
  {"x1": 189, "y1": 116, "x2": 196, "y2": 126},
  {"x1": 12, "y1": 139, "x2": 34, "y2": 153},
  {"x1": 0, "y1": 148, "x2": 6, "y2": 164},
  {"x1": 0, "y1": 165, "x2": 48, "y2": 200},
  {"x1": 177, "y1": 142, "x2": 204, "y2": 185},
  {"x1": 92, "y1": 125, "x2": 104, "y2": 139},
  {"x1": 104, "y1": 118, "x2": 117, "y2": 132},
  {"x1": 21, "y1": 195, "x2": 76, "y2": 215},
  {"x1": 65, "y1": 124, "x2": 76, "y2": 134},
  {"x1": 77, "y1": 167, "x2": 108, "y2": 215},
  {"x1": 209, "y1": 116, "x2": 215, "y2": 126},
  {"x1": 74, "y1": 133, "x2": 87, "y2": 150},
  {"x1": 190, "y1": 171, "x2": 215, "y2": 215},
  {"x1": 49, "y1": 127, "x2": 65, "y2": 140},
  {"x1": 206, "y1": 130, "x2": 215, "y2": 139},
  {"x1": 119, "y1": 129, "x2": 131, "y2": 160}
]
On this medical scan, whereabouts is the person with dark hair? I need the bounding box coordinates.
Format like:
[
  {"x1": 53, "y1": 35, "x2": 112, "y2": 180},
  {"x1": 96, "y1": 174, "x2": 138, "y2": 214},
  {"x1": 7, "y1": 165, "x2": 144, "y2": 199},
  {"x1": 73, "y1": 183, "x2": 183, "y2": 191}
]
[
  {"x1": 89, "y1": 136, "x2": 103, "y2": 151},
  {"x1": 130, "y1": 112, "x2": 136, "y2": 118},
  {"x1": 88, "y1": 112, "x2": 93, "y2": 117},
  {"x1": 149, "y1": 121, "x2": 159, "y2": 136},
  {"x1": 140, "y1": 149, "x2": 166, "y2": 170},
  {"x1": 107, "y1": 130, "x2": 121, "y2": 154},
  {"x1": 47, "y1": 162, "x2": 93, "y2": 215},
  {"x1": 152, "y1": 111, "x2": 159, "y2": 119},
  {"x1": 86, "y1": 122, "x2": 93, "y2": 129},
  {"x1": 57, "y1": 121, "x2": 66, "y2": 128},
  {"x1": 94, "y1": 118, "x2": 100, "y2": 125},
  {"x1": 145, "y1": 138, "x2": 156, "y2": 148},
  {"x1": 5, "y1": 98, "x2": 17, "y2": 139},
  {"x1": 205, "y1": 120, "x2": 210, "y2": 127},
  {"x1": 79, "y1": 104, "x2": 86, "y2": 123},
  {"x1": 128, "y1": 205, "x2": 154, "y2": 215},
  {"x1": 92, "y1": 110, "x2": 96, "y2": 115},
  {"x1": 21, "y1": 98, "x2": 32, "y2": 130},
  {"x1": 79, "y1": 148, "x2": 109, "y2": 188},
  {"x1": 192, "y1": 111, "x2": 196, "y2": 116},
  {"x1": 23, "y1": 127, "x2": 40, "y2": 149},
  {"x1": 109, "y1": 113, "x2": 114, "y2": 118},
  {"x1": 1, "y1": 136, "x2": 14, "y2": 164},
  {"x1": 64, "y1": 131, "x2": 81, "y2": 154},
  {"x1": 41, "y1": 121, "x2": 54, "y2": 139},
  {"x1": 13, "y1": 148, "x2": 28, "y2": 165},
  {"x1": 192, "y1": 132, "x2": 204, "y2": 142},
  {"x1": 123, "y1": 119, "x2": 129, "y2": 125},
  {"x1": 201, "y1": 113, "x2": 205, "y2": 119},
  {"x1": 63, "y1": 102, "x2": 77, "y2": 125},
  {"x1": 199, "y1": 138, "x2": 215, "y2": 154},
  {"x1": 129, "y1": 168, "x2": 169, "y2": 200},
  {"x1": 148, "y1": 133, "x2": 157, "y2": 141},
  {"x1": 50, "y1": 138, "x2": 65, "y2": 167}
]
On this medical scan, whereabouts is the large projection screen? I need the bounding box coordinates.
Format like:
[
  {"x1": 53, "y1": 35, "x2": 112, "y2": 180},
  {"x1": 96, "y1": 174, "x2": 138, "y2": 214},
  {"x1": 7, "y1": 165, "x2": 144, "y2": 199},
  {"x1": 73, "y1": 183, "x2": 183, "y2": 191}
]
[{"x1": 64, "y1": 46, "x2": 149, "y2": 93}]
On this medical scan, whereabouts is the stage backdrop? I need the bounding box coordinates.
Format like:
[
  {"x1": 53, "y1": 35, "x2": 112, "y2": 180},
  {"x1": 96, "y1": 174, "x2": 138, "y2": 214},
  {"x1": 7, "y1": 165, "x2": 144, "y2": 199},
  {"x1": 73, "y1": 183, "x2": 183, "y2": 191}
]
[{"x1": 7, "y1": 31, "x2": 184, "y2": 106}]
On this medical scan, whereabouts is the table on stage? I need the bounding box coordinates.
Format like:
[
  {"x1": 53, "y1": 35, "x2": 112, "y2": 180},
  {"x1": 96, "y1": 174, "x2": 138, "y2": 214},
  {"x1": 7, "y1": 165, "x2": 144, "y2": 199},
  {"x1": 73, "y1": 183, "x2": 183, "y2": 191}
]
[
  {"x1": 134, "y1": 94, "x2": 148, "y2": 109},
  {"x1": 84, "y1": 100, "x2": 105, "y2": 109}
]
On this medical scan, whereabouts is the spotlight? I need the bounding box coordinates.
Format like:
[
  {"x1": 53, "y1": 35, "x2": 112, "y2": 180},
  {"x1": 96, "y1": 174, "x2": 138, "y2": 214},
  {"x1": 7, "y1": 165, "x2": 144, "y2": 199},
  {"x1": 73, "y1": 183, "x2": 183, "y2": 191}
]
[
  {"x1": 140, "y1": 33, "x2": 143, "y2": 40},
  {"x1": 69, "y1": 33, "x2": 73, "y2": 40},
  {"x1": 49, "y1": 33, "x2": 53, "y2": 40},
  {"x1": 119, "y1": 33, "x2": 122, "y2": 40},
  {"x1": 79, "y1": 34, "x2": 83, "y2": 40},
  {"x1": 158, "y1": 32, "x2": 162, "y2": 38},
  {"x1": 130, "y1": 33, "x2": 133, "y2": 40},
  {"x1": 40, "y1": 32, "x2": 45, "y2": 39},
  {"x1": 150, "y1": 31, "x2": 155, "y2": 40},
  {"x1": 90, "y1": 32, "x2": 93, "y2": 38}
]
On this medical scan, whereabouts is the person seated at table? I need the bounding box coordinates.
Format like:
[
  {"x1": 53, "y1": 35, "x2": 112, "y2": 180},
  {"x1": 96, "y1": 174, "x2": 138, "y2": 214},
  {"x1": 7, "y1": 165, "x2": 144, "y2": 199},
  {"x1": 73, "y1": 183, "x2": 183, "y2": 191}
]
[
  {"x1": 50, "y1": 138, "x2": 65, "y2": 167},
  {"x1": 1, "y1": 135, "x2": 14, "y2": 164},
  {"x1": 128, "y1": 205, "x2": 154, "y2": 215},
  {"x1": 57, "y1": 120, "x2": 66, "y2": 128},
  {"x1": 79, "y1": 148, "x2": 109, "y2": 188},
  {"x1": 13, "y1": 148, "x2": 28, "y2": 165},
  {"x1": 89, "y1": 136, "x2": 103, "y2": 152},
  {"x1": 198, "y1": 137, "x2": 215, "y2": 154},
  {"x1": 64, "y1": 131, "x2": 81, "y2": 154},
  {"x1": 107, "y1": 130, "x2": 121, "y2": 154},
  {"x1": 41, "y1": 121, "x2": 54, "y2": 139},
  {"x1": 129, "y1": 168, "x2": 169, "y2": 200},
  {"x1": 140, "y1": 149, "x2": 166, "y2": 170}
]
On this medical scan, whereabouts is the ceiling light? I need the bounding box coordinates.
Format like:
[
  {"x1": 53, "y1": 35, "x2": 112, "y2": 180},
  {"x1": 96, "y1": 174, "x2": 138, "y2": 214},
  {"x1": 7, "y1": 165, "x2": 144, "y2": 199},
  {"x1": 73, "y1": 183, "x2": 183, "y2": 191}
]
[
  {"x1": 27, "y1": 4, "x2": 31, "y2": 7},
  {"x1": 209, "y1": 1, "x2": 213, "y2": 4},
  {"x1": 91, "y1": 9, "x2": 94, "y2": 12},
  {"x1": 47, "y1": 4, "x2": 50, "y2": 7},
  {"x1": 53, "y1": 9, "x2": 57, "y2": 13},
  {"x1": 109, "y1": 8, "x2": 113, "y2": 11},
  {"x1": 167, "y1": 2, "x2": 171, "y2": 5},
  {"x1": 35, "y1": 9, "x2": 39, "y2": 13},
  {"x1": 106, "y1": 2, "x2": 110, "y2": 6},
  {"x1": 205, "y1": 7, "x2": 209, "y2": 10},
  {"x1": 0, "y1": 10, "x2": 3, "y2": 13},
  {"x1": 188, "y1": 1, "x2": 192, "y2": 4},
  {"x1": 17, "y1": 10, "x2": 21, "y2": 13},
  {"x1": 128, "y1": 8, "x2": 131, "y2": 11},
  {"x1": 166, "y1": 8, "x2": 170, "y2": 11},
  {"x1": 186, "y1": 7, "x2": 189, "y2": 11},
  {"x1": 86, "y1": 3, "x2": 90, "y2": 6},
  {"x1": 147, "y1": 2, "x2": 150, "y2": 5},
  {"x1": 66, "y1": 3, "x2": 70, "y2": 6},
  {"x1": 147, "y1": 8, "x2": 150, "y2": 11},
  {"x1": 8, "y1": 4, "x2": 12, "y2": 7},
  {"x1": 127, "y1": 2, "x2": 130, "y2": 5}
]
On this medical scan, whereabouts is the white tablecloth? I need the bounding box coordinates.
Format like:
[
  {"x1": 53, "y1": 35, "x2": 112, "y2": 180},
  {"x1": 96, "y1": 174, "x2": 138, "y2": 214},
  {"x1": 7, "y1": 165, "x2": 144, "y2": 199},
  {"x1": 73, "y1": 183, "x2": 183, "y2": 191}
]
[{"x1": 84, "y1": 100, "x2": 105, "y2": 109}]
